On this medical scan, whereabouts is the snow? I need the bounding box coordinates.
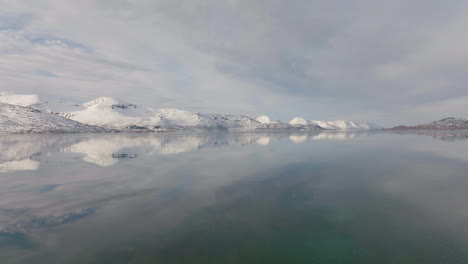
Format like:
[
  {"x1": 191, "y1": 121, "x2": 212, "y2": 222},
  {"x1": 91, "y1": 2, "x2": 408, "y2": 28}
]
[
  {"x1": 52, "y1": 97, "x2": 338, "y2": 132},
  {"x1": 287, "y1": 116, "x2": 381, "y2": 131},
  {"x1": 309, "y1": 120, "x2": 383, "y2": 131},
  {"x1": 34, "y1": 98, "x2": 85, "y2": 113},
  {"x1": 289, "y1": 117, "x2": 308, "y2": 125},
  {"x1": 0, "y1": 92, "x2": 39, "y2": 106},
  {"x1": 287, "y1": 115, "x2": 382, "y2": 130},
  {"x1": 83, "y1": 97, "x2": 121, "y2": 108},
  {"x1": 256, "y1": 115, "x2": 272, "y2": 124},
  {"x1": 53, "y1": 97, "x2": 264, "y2": 132},
  {"x1": 0, "y1": 92, "x2": 382, "y2": 133},
  {"x1": 0, "y1": 103, "x2": 106, "y2": 133}
]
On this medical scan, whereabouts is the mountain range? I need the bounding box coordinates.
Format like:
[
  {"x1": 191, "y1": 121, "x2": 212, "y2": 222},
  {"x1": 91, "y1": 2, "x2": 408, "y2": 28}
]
[
  {"x1": 1, "y1": 92, "x2": 467, "y2": 133},
  {"x1": 389, "y1": 118, "x2": 468, "y2": 130},
  {"x1": 0, "y1": 92, "x2": 384, "y2": 133}
]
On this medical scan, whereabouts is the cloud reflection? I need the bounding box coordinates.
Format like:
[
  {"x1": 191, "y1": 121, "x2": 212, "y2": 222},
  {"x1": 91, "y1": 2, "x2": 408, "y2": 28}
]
[{"x1": 0, "y1": 131, "x2": 467, "y2": 262}]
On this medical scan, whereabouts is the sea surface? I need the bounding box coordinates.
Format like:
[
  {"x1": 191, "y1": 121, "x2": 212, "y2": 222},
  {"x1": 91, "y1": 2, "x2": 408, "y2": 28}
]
[{"x1": 0, "y1": 131, "x2": 467, "y2": 263}]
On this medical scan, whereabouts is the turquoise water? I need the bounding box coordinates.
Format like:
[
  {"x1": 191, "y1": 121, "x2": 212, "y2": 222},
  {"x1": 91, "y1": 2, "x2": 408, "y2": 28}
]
[{"x1": 0, "y1": 132, "x2": 467, "y2": 263}]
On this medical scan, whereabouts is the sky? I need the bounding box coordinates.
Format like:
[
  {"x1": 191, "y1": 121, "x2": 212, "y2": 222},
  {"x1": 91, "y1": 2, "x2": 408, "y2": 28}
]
[{"x1": 1, "y1": 0, "x2": 468, "y2": 126}]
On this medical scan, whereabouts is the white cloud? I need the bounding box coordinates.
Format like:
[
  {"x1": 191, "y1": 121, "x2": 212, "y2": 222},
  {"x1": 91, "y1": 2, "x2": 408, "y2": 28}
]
[{"x1": 1, "y1": 0, "x2": 468, "y2": 125}]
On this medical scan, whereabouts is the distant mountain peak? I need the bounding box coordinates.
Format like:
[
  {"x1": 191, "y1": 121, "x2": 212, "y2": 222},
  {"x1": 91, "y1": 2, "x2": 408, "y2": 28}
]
[
  {"x1": 83, "y1": 97, "x2": 124, "y2": 108},
  {"x1": 438, "y1": 117, "x2": 456, "y2": 122},
  {"x1": 289, "y1": 117, "x2": 308, "y2": 125},
  {"x1": 255, "y1": 115, "x2": 272, "y2": 124}
]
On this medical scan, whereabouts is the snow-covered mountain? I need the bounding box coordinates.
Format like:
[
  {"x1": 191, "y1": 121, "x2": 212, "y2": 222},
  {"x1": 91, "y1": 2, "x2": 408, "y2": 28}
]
[
  {"x1": 0, "y1": 103, "x2": 106, "y2": 133},
  {"x1": 309, "y1": 120, "x2": 382, "y2": 130},
  {"x1": 51, "y1": 97, "x2": 263, "y2": 131},
  {"x1": 255, "y1": 115, "x2": 278, "y2": 124},
  {"x1": 252, "y1": 115, "x2": 322, "y2": 131},
  {"x1": 47, "y1": 98, "x2": 323, "y2": 132},
  {"x1": 390, "y1": 117, "x2": 468, "y2": 130},
  {"x1": 0, "y1": 92, "x2": 381, "y2": 133},
  {"x1": 289, "y1": 117, "x2": 382, "y2": 131}
]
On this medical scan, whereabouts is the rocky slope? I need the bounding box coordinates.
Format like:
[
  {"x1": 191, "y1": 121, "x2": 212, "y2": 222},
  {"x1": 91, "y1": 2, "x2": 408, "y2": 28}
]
[
  {"x1": 390, "y1": 118, "x2": 468, "y2": 130},
  {"x1": 0, "y1": 103, "x2": 106, "y2": 133}
]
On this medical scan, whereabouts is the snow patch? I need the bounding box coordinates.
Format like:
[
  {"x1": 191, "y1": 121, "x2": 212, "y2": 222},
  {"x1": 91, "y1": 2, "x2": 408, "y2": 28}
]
[
  {"x1": 289, "y1": 117, "x2": 308, "y2": 126},
  {"x1": 255, "y1": 115, "x2": 271, "y2": 124}
]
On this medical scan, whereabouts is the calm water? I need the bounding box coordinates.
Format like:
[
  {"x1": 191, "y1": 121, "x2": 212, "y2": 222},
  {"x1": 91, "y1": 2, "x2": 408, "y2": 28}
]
[{"x1": 0, "y1": 131, "x2": 467, "y2": 264}]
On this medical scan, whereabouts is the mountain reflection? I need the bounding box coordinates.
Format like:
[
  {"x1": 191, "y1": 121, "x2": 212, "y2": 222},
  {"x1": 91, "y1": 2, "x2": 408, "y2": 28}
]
[
  {"x1": 2, "y1": 130, "x2": 468, "y2": 172},
  {"x1": 289, "y1": 134, "x2": 308, "y2": 143},
  {"x1": 418, "y1": 131, "x2": 468, "y2": 141},
  {"x1": 0, "y1": 132, "x2": 356, "y2": 170},
  {"x1": 0, "y1": 131, "x2": 467, "y2": 263},
  {"x1": 0, "y1": 159, "x2": 39, "y2": 173}
]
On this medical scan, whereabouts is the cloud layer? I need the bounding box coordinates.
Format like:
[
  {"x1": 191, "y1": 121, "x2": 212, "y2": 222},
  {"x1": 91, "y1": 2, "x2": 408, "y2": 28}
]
[{"x1": 1, "y1": 0, "x2": 468, "y2": 125}]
